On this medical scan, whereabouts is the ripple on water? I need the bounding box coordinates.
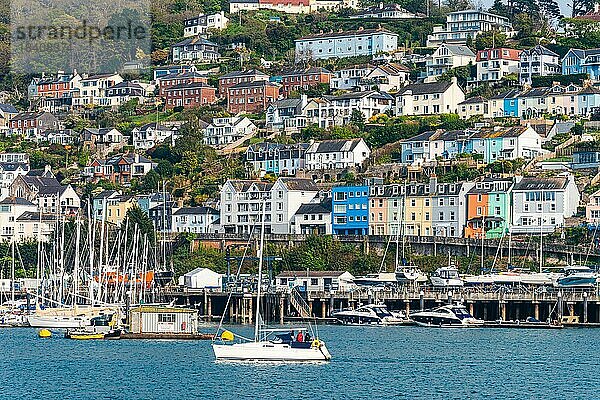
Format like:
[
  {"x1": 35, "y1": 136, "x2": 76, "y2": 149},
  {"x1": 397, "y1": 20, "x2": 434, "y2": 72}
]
[{"x1": 1, "y1": 326, "x2": 598, "y2": 400}]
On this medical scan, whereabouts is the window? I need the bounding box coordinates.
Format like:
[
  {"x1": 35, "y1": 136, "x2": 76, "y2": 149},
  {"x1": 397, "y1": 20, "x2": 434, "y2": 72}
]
[
  {"x1": 158, "y1": 314, "x2": 175, "y2": 323},
  {"x1": 310, "y1": 278, "x2": 318, "y2": 285},
  {"x1": 334, "y1": 205, "x2": 347, "y2": 213}
]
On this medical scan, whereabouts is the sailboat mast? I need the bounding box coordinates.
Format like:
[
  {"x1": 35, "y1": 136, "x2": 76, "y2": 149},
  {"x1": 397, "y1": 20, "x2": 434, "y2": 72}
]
[
  {"x1": 74, "y1": 214, "x2": 81, "y2": 305},
  {"x1": 539, "y1": 189, "x2": 544, "y2": 273},
  {"x1": 11, "y1": 240, "x2": 15, "y2": 303},
  {"x1": 254, "y1": 198, "x2": 267, "y2": 342}
]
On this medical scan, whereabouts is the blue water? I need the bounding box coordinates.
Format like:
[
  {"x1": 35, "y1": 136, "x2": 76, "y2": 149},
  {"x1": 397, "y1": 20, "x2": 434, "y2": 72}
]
[{"x1": 1, "y1": 326, "x2": 598, "y2": 399}]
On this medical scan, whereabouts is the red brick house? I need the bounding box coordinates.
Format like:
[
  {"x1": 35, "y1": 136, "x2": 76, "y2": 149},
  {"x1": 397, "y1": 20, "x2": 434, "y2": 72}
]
[
  {"x1": 227, "y1": 80, "x2": 280, "y2": 114},
  {"x1": 164, "y1": 82, "x2": 217, "y2": 109},
  {"x1": 157, "y1": 71, "x2": 209, "y2": 97},
  {"x1": 9, "y1": 112, "x2": 59, "y2": 139},
  {"x1": 280, "y1": 67, "x2": 331, "y2": 98},
  {"x1": 218, "y1": 69, "x2": 269, "y2": 98}
]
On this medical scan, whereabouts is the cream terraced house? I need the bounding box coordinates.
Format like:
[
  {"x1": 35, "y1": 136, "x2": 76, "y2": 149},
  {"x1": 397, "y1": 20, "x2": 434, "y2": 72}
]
[
  {"x1": 395, "y1": 77, "x2": 465, "y2": 116},
  {"x1": 304, "y1": 138, "x2": 371, "y2": 171}
]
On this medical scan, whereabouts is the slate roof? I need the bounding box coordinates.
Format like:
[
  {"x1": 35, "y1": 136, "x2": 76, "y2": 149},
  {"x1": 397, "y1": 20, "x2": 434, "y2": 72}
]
[
  {"x1": 16, "y1": 212, "x2": 57, "y2": 222},
  {"x1": 0, "y1": 104, "x2": 18, "y2": 113},
  {"x1": 172, "y1": 37, "x2": 218, "y2": 47},
  {"x1": 396, "y1": 81, "x2": 453, "y2": 95},
  {"x1": 512, "y1": 177, "x2": 568, "y2": 191},
  {"x1": 227, "y1": 180, "x2": 273, "y2": 192},
  {"x1": 307, "y1": 138, "x2": 364, "y2": 153},
  {"x1": 296, "y1": 198, "x2": 332, "y2": 215},
  {"x1": 173, "y1": 206, "x2": 219, "y2": 215},
  {"x1": 0, "y1": 197, "x2": 35, "y2": 206},
  {"x1": 459, "y1": 96, "x2": 487, "y2": 105},
  {"x1": 278, "y1": 177, "x2": 318, "y2": 191},
  {"x1": 490, "y1": 89, "x2": 521, "y2": 100},
  {"x1": 440, "y1": 44, "x2": 475, "y2": 57},
  {"x1": 219, "y1": 69, "x2": 267, "y2": 79}
]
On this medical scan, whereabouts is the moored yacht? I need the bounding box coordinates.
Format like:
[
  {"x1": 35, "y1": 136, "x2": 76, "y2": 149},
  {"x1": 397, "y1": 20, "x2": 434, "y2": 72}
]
[
  {"x1": 410, "y1": 304, "x2": 484, "y2": 327},
  {"x1": 430, "y1": 266, "x2": 464, "y2": 288},
  {"x1": 353, "y1": 272, "x2": 398, "y2": 288},
  {"x1": 332, "y1": 304, "x2": 411, "y2": 325},
  {"x1": 556, "y1": 266, "x2": 597, "y2": 288},
  {"x1": 395, "y1": 265, "x2": 427, "y2": 285}
]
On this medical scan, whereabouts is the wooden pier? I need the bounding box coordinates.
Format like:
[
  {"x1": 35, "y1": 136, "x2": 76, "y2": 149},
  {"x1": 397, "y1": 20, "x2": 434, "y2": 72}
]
[{"x1": 167, "y1": 287, "x2": 600, "y2": 326}]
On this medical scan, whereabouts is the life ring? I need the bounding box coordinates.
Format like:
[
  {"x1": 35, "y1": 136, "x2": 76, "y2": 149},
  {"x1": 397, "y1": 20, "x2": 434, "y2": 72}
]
[
  {"x1": 181, "y1": 321, "x2": 187, "y2": 331},
  {"x1": 311, "y1": 339, "x2": 321, "y2": 348}
]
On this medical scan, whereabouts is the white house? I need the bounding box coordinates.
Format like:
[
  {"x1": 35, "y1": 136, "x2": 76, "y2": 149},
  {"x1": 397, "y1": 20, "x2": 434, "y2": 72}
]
[
  {"x1": 519, "y1": 45, "x2": 561, "y2": 85},
  {"x1": 395, "y1": 77, "x2": 465, "y2": 116},
  {"x1": 291, "y1": 198, "x2": 332, "y2": 234},
  {"x1": 203, "y1": 117, "x2": 257, "y2": 147},
  {"x1": 305, "y1": 138, "x2": 371, "y2": 170},
  {"x1": 476, "y1": 48, "x2": 522, "y2": 82},
  {"x1": 458, "y1": 96, "x2": 489, "y2": 119},
  {"x1": 172, "y1": 206, "x2": 220, "y2": 233},
  {"x1": 295, "y1": 27, "x2": 398, "y2": 62},
  {"x1": 510, "y1": 174, "x2": 580, "y2": 234},
  {"x1": 427, "y1": 9, "x2": 514, "y2": 47},
  {"x1": 349, "y1": 4, "x2": 424, "y2": 19},
  {"x1": 183, "y1": 12, "x2": 229, "y2": 37},
  {"x1": 72, "y1": 73, "x2": 124, "y2": 107},
  {"x1": 425, "y1": 44, "x2": 475, "y2": 83},
  {"x1": 171, "y1": 37, "x2": 220, "y2": 63},
  {"x1": 180, "y1": 268, "x2": 223, "y2": 290},
  {"x1": 304, "y1": 91, "x2": 394, "y2": 128},
  {"x1": 132, "y1": 123, "x2": 179, "y2": 150},
  {"x1": 330, "y1": 65, "x2": 374, "y2": 90},
  {"x1": 220, "y1": 178, "x2": 319, "y2": 234},
  {"x1": 275, "y1": 270, "x2": 356, "y2": 293},
  {"x1": 359, "y1": 63, "x2": 410, "y2": 92}
]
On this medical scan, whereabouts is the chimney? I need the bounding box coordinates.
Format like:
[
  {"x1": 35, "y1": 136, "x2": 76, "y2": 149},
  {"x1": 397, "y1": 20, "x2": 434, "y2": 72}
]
[{"x1": 429, "y1": 173, "x2": 437, "y2": 194}]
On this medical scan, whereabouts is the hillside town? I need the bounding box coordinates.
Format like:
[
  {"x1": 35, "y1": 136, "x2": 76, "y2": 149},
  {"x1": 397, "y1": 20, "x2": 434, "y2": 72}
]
[{"x1": 0, "y1": 0, "x2": 599, "y2": 278}]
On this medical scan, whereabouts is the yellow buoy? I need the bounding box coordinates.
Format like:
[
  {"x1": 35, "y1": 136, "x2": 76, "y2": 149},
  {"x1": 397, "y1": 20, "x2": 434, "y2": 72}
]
[
  {"x1": 38, "y1": 329, "x2": 52, "y2": 338},
  {"x1": 220, "y1": 330, "x2": 234, "y2": 341}
]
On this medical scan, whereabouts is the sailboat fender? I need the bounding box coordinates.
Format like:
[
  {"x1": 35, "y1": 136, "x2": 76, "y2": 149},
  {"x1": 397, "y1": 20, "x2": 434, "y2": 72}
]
[
  {"x1": 221, "y1": 330, "x2": 234, "y2": 341},
  {"x1": 311, "y1": 339, "x2": 321, "y2": 348}
]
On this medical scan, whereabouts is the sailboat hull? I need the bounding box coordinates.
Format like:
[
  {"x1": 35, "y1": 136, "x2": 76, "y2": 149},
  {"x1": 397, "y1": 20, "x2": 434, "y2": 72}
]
[
  {"x1": 28, "y1": 315, "x2": 90, "y2": 329},
  {"x1": 212, "y1": 342, "x2": 331, "y2": 361}
]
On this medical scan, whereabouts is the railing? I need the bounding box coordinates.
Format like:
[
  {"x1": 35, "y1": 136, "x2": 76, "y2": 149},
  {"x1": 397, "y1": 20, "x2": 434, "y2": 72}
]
[{"x1": 289, "y1": 286, "x2": 311, "y2": 319}]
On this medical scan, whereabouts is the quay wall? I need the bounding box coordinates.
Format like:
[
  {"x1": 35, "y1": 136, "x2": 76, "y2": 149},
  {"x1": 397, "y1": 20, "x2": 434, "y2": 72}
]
[
  {"x1": 187, "y1": 233, "x2": 600, "y2": 262},
  {"x1": 168, "y1": 288, "x2": 600, "y2": 325}
]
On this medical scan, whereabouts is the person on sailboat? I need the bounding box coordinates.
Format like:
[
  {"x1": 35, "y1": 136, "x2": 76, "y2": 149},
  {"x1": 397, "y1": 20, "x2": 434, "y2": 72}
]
[{"x1": 296, "y1": 331, "x2": 304, "y2": 342}]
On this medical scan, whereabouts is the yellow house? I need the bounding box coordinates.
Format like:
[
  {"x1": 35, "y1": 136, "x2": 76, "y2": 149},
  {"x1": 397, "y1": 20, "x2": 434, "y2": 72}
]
[
  {"x1": 403, "y1": 183, "x2": 433, "y2": 237},
  {"x1": 106, "y1": 195, "x2": 136, "y2": 226}
]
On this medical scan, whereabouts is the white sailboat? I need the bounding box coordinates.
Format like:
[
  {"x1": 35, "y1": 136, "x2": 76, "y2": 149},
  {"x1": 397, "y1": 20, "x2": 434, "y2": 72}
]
[{"x1": 212, "y1": 201, "x2": 331, "y2": 362}]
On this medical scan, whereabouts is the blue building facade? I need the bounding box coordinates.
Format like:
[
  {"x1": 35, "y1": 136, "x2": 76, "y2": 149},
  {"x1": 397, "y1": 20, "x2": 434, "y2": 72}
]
[
  {"x1": 562, "y1": 48, "x2": 600, "y2": 81},
  {"x1": 332, "y1": 185, "x2": 369, "y2": 235}
]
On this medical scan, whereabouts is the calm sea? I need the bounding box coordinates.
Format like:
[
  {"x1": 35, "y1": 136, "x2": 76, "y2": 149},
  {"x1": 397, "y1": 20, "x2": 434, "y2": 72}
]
[{"x1": 1, "y1": 326, "x2": 597, "y2": 399}]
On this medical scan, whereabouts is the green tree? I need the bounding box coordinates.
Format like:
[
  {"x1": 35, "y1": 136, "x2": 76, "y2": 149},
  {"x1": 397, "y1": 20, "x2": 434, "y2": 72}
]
[
  {"x1": 122, "y1": 206, "x2": 155, "y2": 243},
  {"x1": 475, "y1": 31, "x2": 507, "y2": 50},
  {"x1": 156, "y1": 159, "x2": 174, "y2": 178}
]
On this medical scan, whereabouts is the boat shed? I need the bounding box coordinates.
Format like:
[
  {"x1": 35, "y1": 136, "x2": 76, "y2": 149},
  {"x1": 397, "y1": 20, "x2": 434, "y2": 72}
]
[
  {"x1": 178, "y1": 267, "x2": 223, "y2": 289},
  {"x1": 129, "y1": 306, "x2": 198, "y2": 335},
  {"x1": 275, "y1": 270, "x2": 356, "y2": 293}
]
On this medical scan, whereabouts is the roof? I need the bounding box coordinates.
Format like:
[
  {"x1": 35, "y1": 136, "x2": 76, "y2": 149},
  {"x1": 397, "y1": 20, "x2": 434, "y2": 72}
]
[
  {"x1": 11, "y1": 112, "x2": 46, "y2": 121},
  {"x1": 523, "y1": 45, "x2": 558, "y2": 58},
  {"x1": 0, "y1": 197, "x2": 35, "y2": 206},
  {"x1": 439, "y1": 44, "x2": 475, "y2": 57},
  {"x1": 296, "y1": 198, "x2": 332, "y2": 215},
  {"x1": 459, "y1": 96, "x2": 486, "y2": 105},
  {"x1": 172, "y1": 37, "x2": 218, "y2": 47},
  {"x1": 276, "y1": 270, "x2": 350, "y2": 278},
  {"x1": 173, "y1": 206, "x2": 219, "y2": 215},
  {"x1": 512, "y1": 177, "x2": 568, "y2": 191},
  {"x1": 16, "y1": 211, "x2": 57, "y2": 222},
  {"x1": 325, "y1": 90, "x2": 393, "y2": 101},
  {"x1": 81, "y1": 73, "x2": 120, "y2": 81},
  {"x1": 247, "y1": 142, "x2": 309, "y2": 152},
  {"x1": 472, "y1": 126, "x2": 532, "y2": 139},
  {"x1": 490, "y1": 89, "x2": 521, "y2": 100},
  {"x1": 278, "y1": 177, "x2": 318, "y2": 191},
  {"x1": 296, "y1": 27, "x2": 398, "y2": 41},
  {"x1": 397, "y1": 81, "x2": 453, "y2": 96},
  {"x1": 308, "y1": 138, "x2": 365, "y2": 153},
  {"x1": 226, "y1": 180, "x2": 274, "y2": 192},
  {"x1": 0, "y1": 104, "x2": 18, "y2": 113}
]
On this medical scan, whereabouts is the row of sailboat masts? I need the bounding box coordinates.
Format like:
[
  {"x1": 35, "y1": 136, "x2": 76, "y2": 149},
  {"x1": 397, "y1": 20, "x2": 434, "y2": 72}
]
[{"x1": 31, "y1": 203, "x2": 160, "y2": 308}]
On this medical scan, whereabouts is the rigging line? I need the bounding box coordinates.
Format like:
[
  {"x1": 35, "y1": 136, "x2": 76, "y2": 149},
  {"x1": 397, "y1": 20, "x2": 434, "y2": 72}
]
[{"x1": 214, "y1": 218, "x2": 259, "y2": 339}]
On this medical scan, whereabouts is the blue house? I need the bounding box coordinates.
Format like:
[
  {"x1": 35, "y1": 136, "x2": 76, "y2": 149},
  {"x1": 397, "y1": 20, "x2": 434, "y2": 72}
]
[
  {"x1": 332, "y1": 185, "x2": 369, "y2": 235},
  {"x1": 562, "y1": 48, "x2": 600, "y2": 80}
]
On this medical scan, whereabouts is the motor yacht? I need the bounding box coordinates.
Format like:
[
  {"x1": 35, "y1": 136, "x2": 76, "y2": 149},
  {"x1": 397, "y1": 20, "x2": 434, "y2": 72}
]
[
  {"x1": 353, "y1": 272, "x2": 398, "y2": 288},
  {"x1": 556, "y1": 266, "x2": 597, "y2": 288},
  {"x1": 395, "y1": 265, "x2": 427, "y2": 285},
  {"x1": 332, "y1": 304, "x2": 412, "y2": 325},
  {"x1": 430, "y1": 266, "x2": 464, "y2": 288},
  {"x1": 410, "y1": 304, "x2": 484, "y2": 327}
]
